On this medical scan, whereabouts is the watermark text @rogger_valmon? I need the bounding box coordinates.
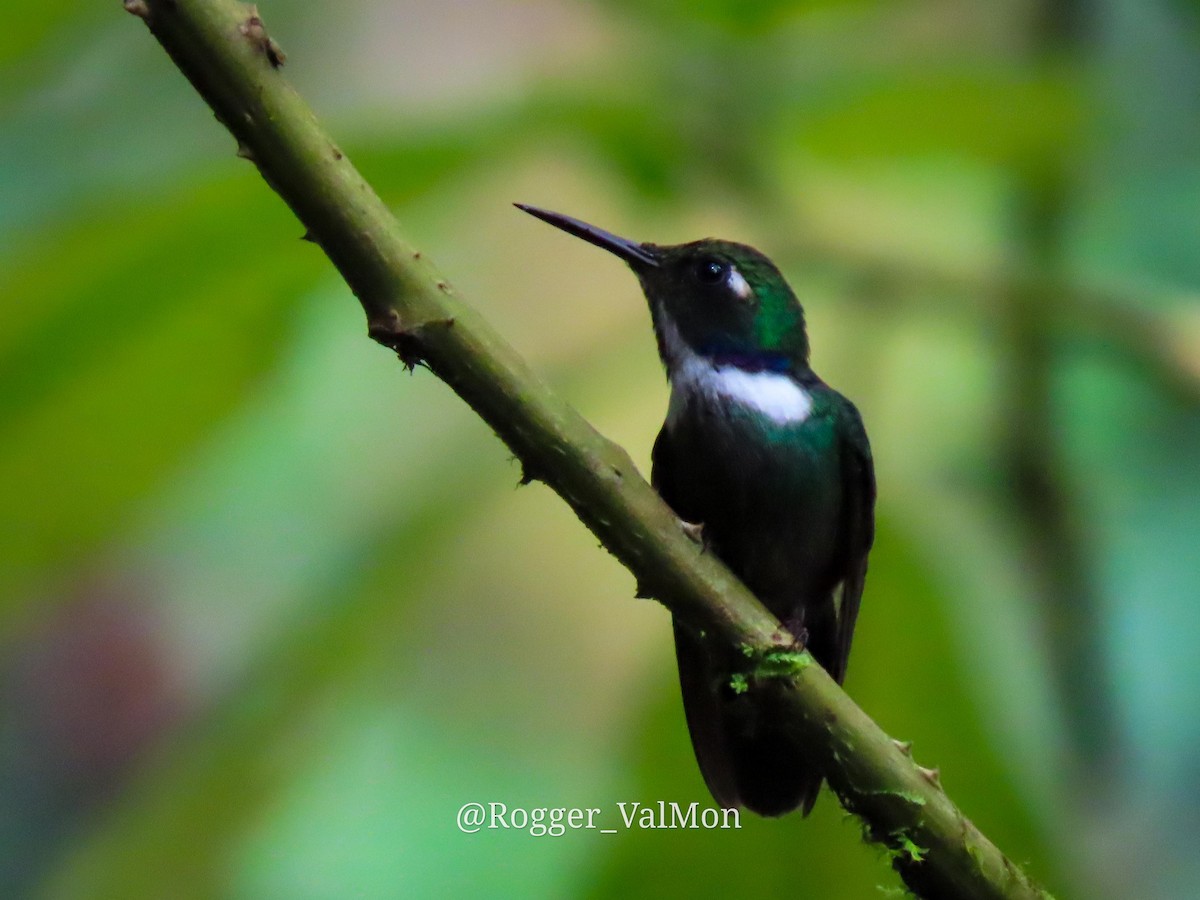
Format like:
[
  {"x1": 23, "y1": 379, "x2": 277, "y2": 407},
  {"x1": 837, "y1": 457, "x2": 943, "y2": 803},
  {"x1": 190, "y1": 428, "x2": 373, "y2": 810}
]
[{"x1": 457, "y1": 801, "x2": 741, "y2": 836}]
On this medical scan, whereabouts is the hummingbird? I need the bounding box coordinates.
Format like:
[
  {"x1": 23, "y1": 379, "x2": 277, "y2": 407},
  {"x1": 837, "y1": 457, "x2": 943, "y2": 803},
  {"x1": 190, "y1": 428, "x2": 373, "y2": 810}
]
[{"x1": 516, "y1": 204, "x2": 876, "y2": 817}]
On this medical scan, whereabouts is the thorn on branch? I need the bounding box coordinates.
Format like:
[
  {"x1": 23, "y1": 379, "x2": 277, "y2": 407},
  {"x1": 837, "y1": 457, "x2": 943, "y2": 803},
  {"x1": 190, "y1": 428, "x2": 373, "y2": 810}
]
[
  {"x1": 892, "y1": 739, "x2": 913, "y2": 757},
  {"x1": 678, "y1": 518, "x2": 706, "y2": 547},
  {"x1": 240, "y1": 7, "x2": 286, "y2": 69},
  {"x1": 517, "y1": 458, "x2": 542, "y2": 486},
  {"x1": 236, "y1": 141, "x2": 256, "y2": 162},
  {"x1": 367, "y1": 311, "x2": 454, "y2": 373},
  {"x1": 918, "y1": 766, "x2": 942, "y2": 789},
  {"x1": 300, "y1": 229, "x2": 316, "y2": 243},
  {"x1": 123, "y1": 0, "x2": 150, "y2": 19}
]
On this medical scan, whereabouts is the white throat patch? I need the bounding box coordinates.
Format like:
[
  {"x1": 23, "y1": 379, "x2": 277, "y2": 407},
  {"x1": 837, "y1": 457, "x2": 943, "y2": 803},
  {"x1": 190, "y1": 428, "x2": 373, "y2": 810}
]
[
  {"x1": 658, "y1": 314, "x2": 812, "y2": 426},
  {"x1": 703, "y1": 366, "x2": 813, "y2": 424}
]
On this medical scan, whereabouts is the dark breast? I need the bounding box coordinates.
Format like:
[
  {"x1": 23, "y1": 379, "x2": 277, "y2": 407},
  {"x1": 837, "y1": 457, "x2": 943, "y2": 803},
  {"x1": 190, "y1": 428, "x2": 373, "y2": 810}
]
[{"x1": 658, "y1": 398, "x2": 844, "y2": 617}]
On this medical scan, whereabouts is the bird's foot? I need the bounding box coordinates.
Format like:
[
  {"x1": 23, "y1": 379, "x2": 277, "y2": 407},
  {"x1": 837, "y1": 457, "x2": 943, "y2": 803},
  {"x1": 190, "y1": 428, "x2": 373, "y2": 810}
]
[{"x1": 782, "y1": 617, "x2": 808, "y2": 649}]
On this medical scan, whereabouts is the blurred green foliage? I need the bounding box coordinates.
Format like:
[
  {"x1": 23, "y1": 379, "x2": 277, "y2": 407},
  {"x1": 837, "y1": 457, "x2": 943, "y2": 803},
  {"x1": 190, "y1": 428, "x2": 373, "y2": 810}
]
[{"x1": 2, "y1": 1, "x2": 1199, "y2": 898}]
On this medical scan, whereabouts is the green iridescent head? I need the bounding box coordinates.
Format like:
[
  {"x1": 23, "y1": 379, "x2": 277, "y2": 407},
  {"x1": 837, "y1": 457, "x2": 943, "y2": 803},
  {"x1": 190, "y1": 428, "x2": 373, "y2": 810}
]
[{"x1": 516, "y1": 205, "x2": 809, "y2": 373}]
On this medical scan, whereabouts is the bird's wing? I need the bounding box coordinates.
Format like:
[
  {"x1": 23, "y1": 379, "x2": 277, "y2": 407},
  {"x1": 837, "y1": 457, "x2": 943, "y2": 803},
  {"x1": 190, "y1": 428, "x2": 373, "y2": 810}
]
[
  {"x1": 652, "y1": 426, "x2": 742, "y2": 808},
  {"x1": 828, "y1": 400, "x2": 876, "y2": 683}
]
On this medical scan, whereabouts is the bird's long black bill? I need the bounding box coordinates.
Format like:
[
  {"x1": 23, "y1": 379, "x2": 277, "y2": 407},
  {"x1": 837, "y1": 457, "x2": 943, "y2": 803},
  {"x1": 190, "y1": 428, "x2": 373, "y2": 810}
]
[{"x1": 515, "y1": 203, "x2": 659, "y2": 267}]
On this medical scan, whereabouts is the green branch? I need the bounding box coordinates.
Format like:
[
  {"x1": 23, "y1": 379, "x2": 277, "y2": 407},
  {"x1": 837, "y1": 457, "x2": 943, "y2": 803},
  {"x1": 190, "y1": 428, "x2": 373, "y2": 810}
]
[{"x1": 125, "y1": 2, "x2": 1053, "y2": 897}]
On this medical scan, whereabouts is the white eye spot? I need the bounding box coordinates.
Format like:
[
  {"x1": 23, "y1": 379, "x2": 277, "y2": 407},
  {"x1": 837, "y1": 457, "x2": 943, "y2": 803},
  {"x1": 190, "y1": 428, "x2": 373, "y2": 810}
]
[{"x1": 727, "y1": 267, "x2": 753, "y2": 300}]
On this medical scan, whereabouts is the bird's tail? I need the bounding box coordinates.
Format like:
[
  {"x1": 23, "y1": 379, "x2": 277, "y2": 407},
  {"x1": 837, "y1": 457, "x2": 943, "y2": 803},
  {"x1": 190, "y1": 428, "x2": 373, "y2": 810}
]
[{"x1": 673, "y1": 618, "x2": 823, "y2": 817}]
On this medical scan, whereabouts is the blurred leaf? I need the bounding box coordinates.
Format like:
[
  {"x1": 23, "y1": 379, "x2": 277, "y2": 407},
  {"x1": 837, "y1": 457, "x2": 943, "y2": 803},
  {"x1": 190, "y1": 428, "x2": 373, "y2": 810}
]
[
  {"x1": 786, "y1": 65, "x2": 1086, "y2": 167},
  {"x1": 0, "y1": 176, "x2": 323, "y2": 626},
  {"x1": 0, "y1": 119, "x2": 516, "y2": 630},
  {"x1": 546, "y1": 95, "x2": 695, "y2": 200},
  {"x1": 36, "y1": 437, "x2": 502, "y2": 899},
  {"x1": 351, "y1": 125, "x2": 517, "y2": 204},
  {"x1": 595, "y1": 0, "x2": 876, "y2": 36},
  {"x1": 0, "y1": 1, "x2": 111, "y2": 105}
]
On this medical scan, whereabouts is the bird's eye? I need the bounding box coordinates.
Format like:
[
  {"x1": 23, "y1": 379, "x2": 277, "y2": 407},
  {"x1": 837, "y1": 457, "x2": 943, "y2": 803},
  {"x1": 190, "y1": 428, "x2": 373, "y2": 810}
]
[{"x1": 694, "y1": 258, "x2": 728, "y2": 284}]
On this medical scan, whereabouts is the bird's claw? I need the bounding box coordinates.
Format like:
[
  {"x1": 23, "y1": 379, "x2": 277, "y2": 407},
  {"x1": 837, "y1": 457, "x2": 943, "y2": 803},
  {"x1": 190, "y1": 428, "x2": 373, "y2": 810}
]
[{"x1": 782, "y1": 617, "x2": 808, "y2": 649}]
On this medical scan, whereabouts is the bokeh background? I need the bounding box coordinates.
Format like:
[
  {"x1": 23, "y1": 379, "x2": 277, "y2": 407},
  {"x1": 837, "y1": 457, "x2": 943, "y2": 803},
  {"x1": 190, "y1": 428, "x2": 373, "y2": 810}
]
[{"x1": 2, "y1": 0, "x2": 1199, "y2": 897}]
